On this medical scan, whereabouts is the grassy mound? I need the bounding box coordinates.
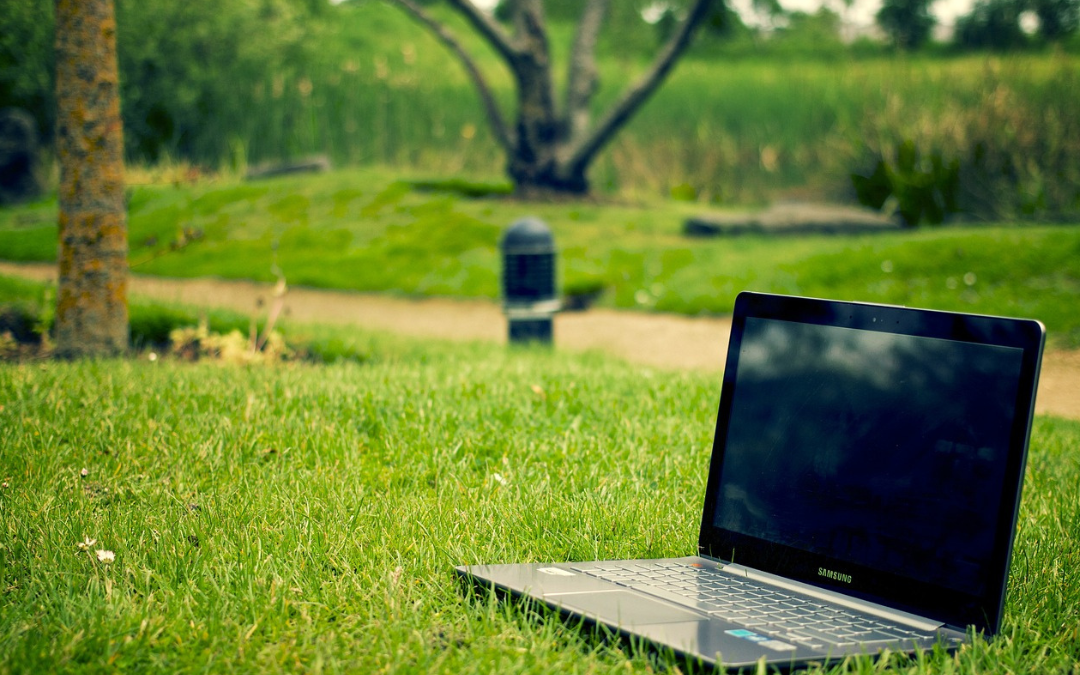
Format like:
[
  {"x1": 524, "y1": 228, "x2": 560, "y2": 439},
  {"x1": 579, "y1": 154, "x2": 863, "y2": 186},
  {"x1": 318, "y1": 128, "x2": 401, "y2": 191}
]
[{"x1": 3, "y1": 170, "x2": 1079, "y2": 346}]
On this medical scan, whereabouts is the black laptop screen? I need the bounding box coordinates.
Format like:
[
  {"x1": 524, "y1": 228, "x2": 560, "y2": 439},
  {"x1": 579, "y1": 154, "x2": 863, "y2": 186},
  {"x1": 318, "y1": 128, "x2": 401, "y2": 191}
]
[{"x1": 711, "y1": 317, "x2": 1024, "y2": 599}]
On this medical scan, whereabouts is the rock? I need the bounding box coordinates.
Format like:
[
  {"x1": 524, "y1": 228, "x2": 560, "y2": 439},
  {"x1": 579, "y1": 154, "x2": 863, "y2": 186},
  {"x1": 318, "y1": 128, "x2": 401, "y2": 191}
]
[
  {"x1": 684, "y1": 218, "x2": 726, "y2": 237},
  {"x1": 0, "y1": 108, "x2": 43, "y2": 205},
  {"x1": 245, "y1": 155, "x2": 331, "y2": 180},
  {"x1": 562, "y1": 287, "x2": 605, "y2": 312},
  {"x1": 684, "y1": 202, "x2": 902, "y2": 238}
]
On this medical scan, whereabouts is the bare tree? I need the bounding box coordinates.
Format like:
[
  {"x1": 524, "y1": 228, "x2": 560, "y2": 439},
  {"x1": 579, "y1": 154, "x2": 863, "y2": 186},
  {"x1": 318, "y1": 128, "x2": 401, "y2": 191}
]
[
  {"x1": 390, "y1": 0, "x2": 714, "y2": 196},
  {"x1": 54, "y1": 0, "x2": 129, "y2": 356}
]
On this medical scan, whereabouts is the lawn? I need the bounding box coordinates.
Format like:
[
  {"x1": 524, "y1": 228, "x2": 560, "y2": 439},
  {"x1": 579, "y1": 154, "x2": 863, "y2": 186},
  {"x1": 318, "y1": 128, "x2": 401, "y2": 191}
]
[
  {"x1": 3, "y1": 169, "x2": 1079, "y2": 347},
  {"x1": 1, "y1": 328, "x2": 1078, "y2": 673}
]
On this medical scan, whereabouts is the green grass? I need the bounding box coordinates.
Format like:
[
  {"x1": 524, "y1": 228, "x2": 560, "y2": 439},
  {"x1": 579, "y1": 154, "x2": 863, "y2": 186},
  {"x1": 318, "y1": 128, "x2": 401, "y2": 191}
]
[
  {"x1": 3, "y1": 169, "x2": 1079, "y2": 346},
  {"x1": 1, "y1": 331, "x2": 1078, "y2": 673},
  {"x1": 0, "y1": 273, "x2": 375, "y2": 366},
  {"x1": 0, "y1": 274, "x2": 47, "y2": 308}
]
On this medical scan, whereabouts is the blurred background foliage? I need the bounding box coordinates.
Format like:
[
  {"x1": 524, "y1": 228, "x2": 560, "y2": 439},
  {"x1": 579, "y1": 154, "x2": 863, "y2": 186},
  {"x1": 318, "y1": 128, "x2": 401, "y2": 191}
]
[
  {"x1": 2, "y1": 0, "x2": 1079, "y2": 220},
  {"x1": 1, "y1": 0, "x2": 325, "y2": 164}
]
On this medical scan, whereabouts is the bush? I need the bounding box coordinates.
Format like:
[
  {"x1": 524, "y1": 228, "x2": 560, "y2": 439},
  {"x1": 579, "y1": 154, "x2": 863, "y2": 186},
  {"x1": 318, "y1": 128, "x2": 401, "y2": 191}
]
[
  {"x1": 855, "y1": 60, "x2": 1080, "y2": 221},
  {"x1": 0, "y1": 275, "x2": 52, "y2": 349},
  {"x1": 129, "y1": 302, "x2": 249, "y2": 348},
  {"x1": 0, "y1": 0, "x2": 322, "y2": 165},
  {"x1": 0, "y1": 2, "x2": 53, "y2": 144},
  {"x1": 955, "y1": 0, "x2": 1029, "y2": 50},
  {"x1": 0, "y1": 304, "x2": 39, "y2": 345},
  {"x1": 852, "y1": 140, "x2": 960, "y2": 225}
]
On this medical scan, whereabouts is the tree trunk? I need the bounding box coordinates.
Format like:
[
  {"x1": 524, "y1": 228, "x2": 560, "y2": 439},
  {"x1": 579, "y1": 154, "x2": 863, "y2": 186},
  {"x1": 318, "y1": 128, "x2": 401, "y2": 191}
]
[
  {"x1": 390, "y1": 0, "x2": 711, "y2": 198},
  {"x1": 54, "y1": 0, "x2": 128, "y2": 356},
  {"x1": 504, "y1": 0, "x2": 564, "y2": 194}
]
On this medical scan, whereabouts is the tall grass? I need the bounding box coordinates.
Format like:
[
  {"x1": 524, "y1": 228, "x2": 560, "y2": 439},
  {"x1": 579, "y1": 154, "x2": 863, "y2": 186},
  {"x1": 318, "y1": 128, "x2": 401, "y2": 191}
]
[
  {"x1": 200, "y1": 2, "x2": 1080, "y2": 217},
  {"x1": 6, "y1": 1, "x2": 1080, "y2": 215}
]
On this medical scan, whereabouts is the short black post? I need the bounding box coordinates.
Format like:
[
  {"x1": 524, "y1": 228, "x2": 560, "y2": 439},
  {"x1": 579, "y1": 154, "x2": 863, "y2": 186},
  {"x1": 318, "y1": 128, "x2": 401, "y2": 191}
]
[{"x1": 501, "y1": 217, "x2": 558, "y2": 345}]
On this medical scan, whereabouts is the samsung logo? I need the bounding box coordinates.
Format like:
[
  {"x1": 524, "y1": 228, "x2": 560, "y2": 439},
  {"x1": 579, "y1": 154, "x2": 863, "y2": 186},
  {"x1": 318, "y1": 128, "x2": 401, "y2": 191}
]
[{"x1": 818, "y1": 568, "x2": 852, "y2": 584}]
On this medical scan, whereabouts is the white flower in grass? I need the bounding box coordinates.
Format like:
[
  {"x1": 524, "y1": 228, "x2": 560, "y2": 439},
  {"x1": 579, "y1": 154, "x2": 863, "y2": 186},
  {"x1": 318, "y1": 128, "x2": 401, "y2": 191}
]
[
  {"x1": 96, "y1": 549, "x2": 115, "y2": 564},
  {"x1": 77, "y1": 536, "x2": 97, "y2": 551}
]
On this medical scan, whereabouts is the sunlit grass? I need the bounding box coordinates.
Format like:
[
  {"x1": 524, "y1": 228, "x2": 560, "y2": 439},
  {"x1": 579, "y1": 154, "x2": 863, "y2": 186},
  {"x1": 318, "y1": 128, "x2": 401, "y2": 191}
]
[
  {"x1": 3, "y1": 168, "x2": 1078, "y2": 346},
  {"x1": 0, "y1": 333, "x2": 1077, "y2": 673}
]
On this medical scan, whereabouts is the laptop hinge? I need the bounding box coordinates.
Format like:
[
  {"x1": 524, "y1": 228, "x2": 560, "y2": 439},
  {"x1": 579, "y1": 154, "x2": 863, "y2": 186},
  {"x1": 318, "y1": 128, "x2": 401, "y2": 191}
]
[{"x1": 718, "y1": 563, "x2": 943, "y2": 633}]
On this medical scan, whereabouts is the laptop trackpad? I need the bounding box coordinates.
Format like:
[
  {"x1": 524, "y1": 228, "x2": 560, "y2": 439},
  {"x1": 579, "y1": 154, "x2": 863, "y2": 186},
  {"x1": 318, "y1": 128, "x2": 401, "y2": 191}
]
[{"x1": 546, "y1": 590, "x2": 705, "y2": 626}]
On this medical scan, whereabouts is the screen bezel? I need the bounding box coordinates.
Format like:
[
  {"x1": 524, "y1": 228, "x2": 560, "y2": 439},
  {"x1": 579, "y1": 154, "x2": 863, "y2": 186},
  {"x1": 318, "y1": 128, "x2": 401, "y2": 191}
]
[{"x1": 697, "y1": 292, "x2": 1045, "y2": 634}]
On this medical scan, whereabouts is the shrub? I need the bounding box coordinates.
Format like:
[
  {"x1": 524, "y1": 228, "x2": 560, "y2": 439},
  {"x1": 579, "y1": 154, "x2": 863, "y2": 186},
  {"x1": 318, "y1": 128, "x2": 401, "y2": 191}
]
[
  {"x1": 0, "y1": 0, "x2": 322, "y2": 164},
  {"x1": 129, "y1": 302, "x2": 247, "y2": 348},
  {"x1": 852, "y1": 140, "x2": 960, "y2": 226},
  {"x1": 855, "y1": 61, "x2": 1080, "y2": 221}
]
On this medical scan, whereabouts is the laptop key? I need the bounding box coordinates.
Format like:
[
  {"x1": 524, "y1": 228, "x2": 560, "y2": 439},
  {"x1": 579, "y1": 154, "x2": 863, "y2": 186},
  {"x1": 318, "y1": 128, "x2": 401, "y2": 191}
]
[
  {"x1": 785, "y1": 627, "x2": 855, "y2": 646},
  {"x1": 576, "y1": 562, "x2": 935, "y2": 650},
  {"x1": 843, "y1": 629, "x2": 913, "y2": 642},
  {"x1": 774, "y1": 633, "x2": 825, "y2": 648},
  {"x1": 708, "y1": 611, "x2": 752, "y2": 622},
  {"x1": 768, "y1": 620, "x2": 806, "y2": 630}
]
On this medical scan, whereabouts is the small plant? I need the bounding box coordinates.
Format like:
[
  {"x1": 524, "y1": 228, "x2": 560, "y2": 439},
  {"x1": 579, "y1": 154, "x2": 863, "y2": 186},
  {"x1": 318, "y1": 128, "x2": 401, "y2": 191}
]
[
  {"x1": 562, "y1": 279, "x2": 608, "y2": 312},
  {"x1": 169, "y1": 320, "x2": 291, "y2": 364},
  {"x1": 169, "y1": 269, "x2": 291, "y2": 364},
  {"x1": 0, "y1": 283, "x2": 54, "y2": 359},
  {"x1": 33, "y1": 284, "x2": 54, "y2": 339},
  {"x1": 669, "y1": 183, "x2": 698, "y2": 202},
  {"x1": 0, "y1": 330, "x2": 19, "y2": 359}
]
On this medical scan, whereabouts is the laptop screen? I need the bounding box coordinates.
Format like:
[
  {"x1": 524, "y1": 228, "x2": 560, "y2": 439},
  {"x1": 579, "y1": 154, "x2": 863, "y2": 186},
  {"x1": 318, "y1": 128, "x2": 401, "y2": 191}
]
[{"x1": 699, "y1": 293, "x2": 1044, "y2": 634}]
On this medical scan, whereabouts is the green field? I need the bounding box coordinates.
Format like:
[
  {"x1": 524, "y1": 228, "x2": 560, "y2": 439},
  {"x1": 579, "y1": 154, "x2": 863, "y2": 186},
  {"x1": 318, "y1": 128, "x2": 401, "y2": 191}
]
[
  {"x1": 3, "y1": 169, "x2": 1079, "y2": 347},
  {"x1": 0, "y1": 333, "x2": 1078, "y2": 673}
]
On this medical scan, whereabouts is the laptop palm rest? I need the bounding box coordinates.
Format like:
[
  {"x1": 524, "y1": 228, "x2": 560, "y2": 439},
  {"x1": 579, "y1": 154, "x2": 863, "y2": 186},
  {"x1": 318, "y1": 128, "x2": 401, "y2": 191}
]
[{"x1": 547, "y1": 590, "x2": 706, "y2": 626}]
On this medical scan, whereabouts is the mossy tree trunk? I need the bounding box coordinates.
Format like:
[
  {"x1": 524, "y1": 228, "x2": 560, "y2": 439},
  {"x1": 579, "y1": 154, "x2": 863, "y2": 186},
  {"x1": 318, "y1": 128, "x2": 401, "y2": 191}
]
[{"x1": 54, "y1": 0, "x2": 129, "y2": 356}]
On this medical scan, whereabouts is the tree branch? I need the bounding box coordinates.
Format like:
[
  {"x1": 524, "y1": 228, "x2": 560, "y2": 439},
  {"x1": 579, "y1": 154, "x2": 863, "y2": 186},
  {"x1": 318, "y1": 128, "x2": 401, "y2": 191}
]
[
  {"x1": 509, "y1": 0, "x2": 556, "y2": 117},
  {"x1": 561, "y1": 0, "x2": 712, "y2": 173},
  {"x1": 563, "y1": 0, "x2": 608, "y2": 141},
  {"x1": 388, "y1": 0, "x2": 514, "y2": 152},
  {"x1": 444, "y1": 0, "x2": 519, "y2": 65}
]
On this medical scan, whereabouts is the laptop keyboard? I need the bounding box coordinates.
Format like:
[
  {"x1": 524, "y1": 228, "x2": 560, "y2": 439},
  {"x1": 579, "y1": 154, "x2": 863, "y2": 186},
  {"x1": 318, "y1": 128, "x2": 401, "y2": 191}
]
[{"x1": 571, "y1": 561, "x2": 929, "y2": 648}]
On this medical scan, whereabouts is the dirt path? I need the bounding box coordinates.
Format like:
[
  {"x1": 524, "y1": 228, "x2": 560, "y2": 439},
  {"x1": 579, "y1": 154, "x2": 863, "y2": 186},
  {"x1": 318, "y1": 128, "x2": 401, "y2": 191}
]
[{"x1": 3, "y1": 261, "x2": 1077, "y2": 421}]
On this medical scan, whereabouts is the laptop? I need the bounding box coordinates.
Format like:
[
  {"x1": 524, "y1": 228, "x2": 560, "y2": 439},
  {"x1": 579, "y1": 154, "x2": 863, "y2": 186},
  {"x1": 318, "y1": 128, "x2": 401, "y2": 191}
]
[{"x1": 456, "y1": 292, "x2": 1045, "y2": 670}]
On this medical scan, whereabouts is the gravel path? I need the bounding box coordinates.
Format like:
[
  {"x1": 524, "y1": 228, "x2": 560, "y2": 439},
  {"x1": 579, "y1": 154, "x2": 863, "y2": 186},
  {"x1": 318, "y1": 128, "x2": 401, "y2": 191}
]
[{"x1": 3, "y1": 261, "x2": 1076, "y2": 421}]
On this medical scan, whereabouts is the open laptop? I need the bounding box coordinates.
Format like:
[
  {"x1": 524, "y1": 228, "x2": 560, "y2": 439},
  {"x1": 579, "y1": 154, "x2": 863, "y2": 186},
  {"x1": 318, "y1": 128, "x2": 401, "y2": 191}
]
[{"x1": 456, "y1": 292, "x2": 1045, "y2": 670}]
